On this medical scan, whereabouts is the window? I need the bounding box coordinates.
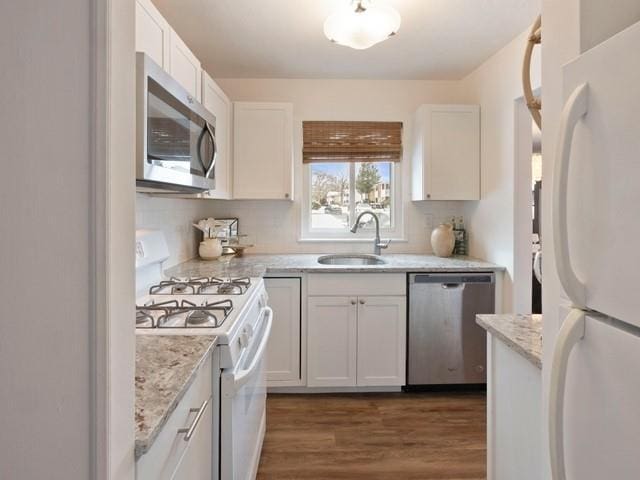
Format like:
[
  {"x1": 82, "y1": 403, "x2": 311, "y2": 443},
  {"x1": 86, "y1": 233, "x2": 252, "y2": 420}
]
[{"x1": 302, "y1": 121, "x2": 403, "y2": 240}]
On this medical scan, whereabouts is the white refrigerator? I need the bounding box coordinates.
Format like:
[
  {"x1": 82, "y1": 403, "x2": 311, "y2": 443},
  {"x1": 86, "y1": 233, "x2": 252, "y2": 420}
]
[{"x1": 548, "y1": 19, "x2": 640, "y2": 480}]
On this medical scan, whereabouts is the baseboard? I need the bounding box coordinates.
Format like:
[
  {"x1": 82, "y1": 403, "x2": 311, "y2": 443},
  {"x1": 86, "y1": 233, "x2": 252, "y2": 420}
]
[{"x1": 267, "y1": 386, "x2": 403, "y2": 394}]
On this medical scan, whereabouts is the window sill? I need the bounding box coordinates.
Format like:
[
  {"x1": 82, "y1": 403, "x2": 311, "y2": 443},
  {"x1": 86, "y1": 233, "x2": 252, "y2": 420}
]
[{"x1": 297, "y1": 237, "x2": 408, "y2": 243}]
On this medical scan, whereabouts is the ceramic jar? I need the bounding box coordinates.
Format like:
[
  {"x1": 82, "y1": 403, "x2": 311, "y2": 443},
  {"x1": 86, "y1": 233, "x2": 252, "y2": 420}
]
[
  {"x1": 199, "y1": 238, "x2": 223, "y2": 260},
  {"x1": 431, "y1": 223, "x2": 455, "y2": 257}
]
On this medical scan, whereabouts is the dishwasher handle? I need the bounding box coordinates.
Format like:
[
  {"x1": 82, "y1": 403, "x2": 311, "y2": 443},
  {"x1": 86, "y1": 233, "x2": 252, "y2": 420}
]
[
  {"x1": 442, "y1": 283, "x2": 464, "y2": 290},
  {"x1": 411, "y1": 273, "x2": 495, "y2": 284}
]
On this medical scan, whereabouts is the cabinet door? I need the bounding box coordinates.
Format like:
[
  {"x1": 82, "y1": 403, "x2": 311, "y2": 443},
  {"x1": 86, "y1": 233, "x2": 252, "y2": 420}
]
[
  {"x1": 135, "y1": 0, "x2": 171, "y2": 69},
  {"x1": 356, "y1": 296, "x2": 406, "y2": 386},
  {"x1": 169, "y1": 30, "x2": 202, "y2": 101},
  {"x1": 170, "y1": 398, "x2": 213, "y2": 480},
  {"x1": 233, "y1": 102, "x2": 293, "y2": 200},
  {"x1": 264, "y1": 278, "x2": 301, "y2": 385},
  {"x1": 201, "y1": 72, "x2": 232, "y2": 199},
  {"x1": 136, "y1": 352, "x2": 213, "y2": 480},
  {"x1": 412, "y1": 104, "x2": 480, "y2": 200},
  {"x1": 307, "y1": 296, "x2": 357, "y2": 387}
]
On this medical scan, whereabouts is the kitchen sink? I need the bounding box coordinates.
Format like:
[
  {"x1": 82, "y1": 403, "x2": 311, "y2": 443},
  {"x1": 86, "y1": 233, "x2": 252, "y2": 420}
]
[{"x1": 317, "y1": 254, "x2": 387, "y2": 266}]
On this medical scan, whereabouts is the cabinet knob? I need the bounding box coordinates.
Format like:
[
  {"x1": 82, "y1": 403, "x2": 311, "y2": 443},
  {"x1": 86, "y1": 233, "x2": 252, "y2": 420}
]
[
  {"x1": 350, "y1": 300, "x2": 357, "y2": 305},
  {"x1": 426, "y1": 193, "x2": 431, "y2": 199},
  {"x1": 359, "y1": 299, "x2": 365, "y2": 305},
  {"x1": 284, "y1": 193, "x2": 290, "y2": 199}
]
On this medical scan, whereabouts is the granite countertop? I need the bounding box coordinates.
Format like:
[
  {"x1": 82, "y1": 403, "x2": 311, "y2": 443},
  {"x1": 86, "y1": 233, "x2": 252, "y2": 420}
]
[
  {"x1": 476, "y1": 314, "x2": 542, "y2": 369},
  {"x1": 135, "y1": 335, "x2": 217, "y2": 459},
  {"x1": 165, "y1": 253, "x2": 505, "y2": 279}
]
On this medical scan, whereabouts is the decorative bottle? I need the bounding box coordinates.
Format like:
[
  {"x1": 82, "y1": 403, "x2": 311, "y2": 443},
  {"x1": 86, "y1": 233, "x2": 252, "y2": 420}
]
[{"x1": 453, "y1": 216, "x2": 467, "y2": 255}]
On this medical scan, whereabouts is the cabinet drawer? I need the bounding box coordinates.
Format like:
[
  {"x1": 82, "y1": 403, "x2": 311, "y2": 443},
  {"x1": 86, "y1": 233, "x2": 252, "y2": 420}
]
[
  {"x1": 136, "y1": 352, "x2": 213, "y2": 480},
  {"x1": 307, "y1": 273, "x2": 406, "y2": 296}
]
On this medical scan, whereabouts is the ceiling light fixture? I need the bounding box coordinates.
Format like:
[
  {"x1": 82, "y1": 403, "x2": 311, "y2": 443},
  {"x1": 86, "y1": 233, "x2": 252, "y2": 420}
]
[{"x1": 324, "y1": 0, "x2": 401, "y2": 50}]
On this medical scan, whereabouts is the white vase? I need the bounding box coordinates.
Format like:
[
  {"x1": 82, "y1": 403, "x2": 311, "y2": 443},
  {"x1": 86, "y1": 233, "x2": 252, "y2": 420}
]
[
  {"x1": 199, "y1": 238, "x2": 223, "y2": 260},
  {"x1": 431, "y1": 223, "x2": 455, "y2": 257}
]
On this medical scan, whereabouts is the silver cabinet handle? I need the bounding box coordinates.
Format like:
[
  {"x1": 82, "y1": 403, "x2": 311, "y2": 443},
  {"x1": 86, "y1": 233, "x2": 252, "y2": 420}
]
[{"x1": 177, "y1": 399, "x2": 208, "y2": 441}]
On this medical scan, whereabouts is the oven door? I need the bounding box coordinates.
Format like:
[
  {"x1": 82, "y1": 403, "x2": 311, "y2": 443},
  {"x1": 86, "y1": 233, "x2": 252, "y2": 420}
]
[
  {"x1": 136, "y1": 53, "x2": 217, "y2": 192},
  {"x1": 220, "y1": 306, "x2": 272, "y2": 480}
]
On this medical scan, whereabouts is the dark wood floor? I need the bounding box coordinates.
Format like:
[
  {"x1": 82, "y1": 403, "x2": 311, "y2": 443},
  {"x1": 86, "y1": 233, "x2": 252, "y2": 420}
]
[{"x1": 256, "y1": 392, "x2": 486, "y2": 480}]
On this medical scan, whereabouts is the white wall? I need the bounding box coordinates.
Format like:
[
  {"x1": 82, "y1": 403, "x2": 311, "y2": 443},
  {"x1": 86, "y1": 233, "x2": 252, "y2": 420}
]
[
  {"x1": 457, "y1": 29, "x2": 541, "y2": 313},
  {"x1": 580, "y1": 0, "x2": 640, "y2": 52},
  {"x1": 0, "y1": 2, "x2": 93, "y2": 478},
  {"x1": 208, "y1": 78, "x2": 467, "y2": 254}
]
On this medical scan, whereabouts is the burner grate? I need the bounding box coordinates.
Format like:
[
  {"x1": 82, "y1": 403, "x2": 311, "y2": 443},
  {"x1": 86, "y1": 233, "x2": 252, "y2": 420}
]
[
  {"x1": 148, "y1": 276, "x2": 209, "y2": 295},
  {"x1": 197, "y1": 276, "x2": 251, "y2": 295},
  {"x1": 135, "y1": 298, "x2": 233, "y2": 328},
  {"x1": 148, "y1": 276, "x2": 252, "y2": 295}
]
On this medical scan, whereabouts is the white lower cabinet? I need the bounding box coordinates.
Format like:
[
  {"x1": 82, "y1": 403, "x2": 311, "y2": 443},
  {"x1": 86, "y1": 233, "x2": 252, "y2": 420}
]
[
  {"x1": 136, "y1": 348, "x2": 219, "y2": 480},
  {"x1": 307, "y1": 294, "x2": 406, "y2": 388},
  {"x1": 487, "y1": 334, "x2": 541, "y2": 480},
  {"x1": 264, "y1": 277, "x2": 301, "y2": 385},
  {"x1": 356, "y1": 296, "x2": 406, "y2": 386},
  {"x1": 171, "y1": 401, "x2": 213, "y2": 480},
  {"x1": 307, "y1": 296, "x2": 358, "y2": 387}
]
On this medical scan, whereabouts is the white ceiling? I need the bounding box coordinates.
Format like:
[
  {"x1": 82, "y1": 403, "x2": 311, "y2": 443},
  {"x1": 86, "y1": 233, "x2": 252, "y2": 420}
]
[{"x1": 152, "y1": 0, "x2": 540, "y2": 80}]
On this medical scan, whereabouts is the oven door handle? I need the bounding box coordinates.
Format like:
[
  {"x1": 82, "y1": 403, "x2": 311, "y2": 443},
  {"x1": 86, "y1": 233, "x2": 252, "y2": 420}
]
[{"x1": 230, "y1": 307, "x2": 272, "y2": 392}]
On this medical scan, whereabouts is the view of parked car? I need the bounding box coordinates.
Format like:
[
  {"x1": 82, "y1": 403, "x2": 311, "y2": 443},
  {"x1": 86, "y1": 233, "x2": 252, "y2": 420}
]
[{"x1": 324, "y1": 204, "x2": 343, "y2": 214}]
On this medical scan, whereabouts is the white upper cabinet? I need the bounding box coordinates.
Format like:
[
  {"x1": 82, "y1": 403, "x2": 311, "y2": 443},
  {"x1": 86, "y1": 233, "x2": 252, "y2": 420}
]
[
  {"x1": 135, "y1": 0, "x2": 171, "y2": 69},
  {"x1": 169, "y1": 30, "x2": 202, "y2": 101},
  {"x1": 201, "y1": 72, "x2": 232, "y2": 199},
  {"x1": 233, "y1": 102, "x2": 294, "y2": 200},
  {"x1": 135, "y1": 0, "x2": 201, "y2": 101},
  {"x1": 411, "y1": 104, "x2": 480, "y2": 201}
]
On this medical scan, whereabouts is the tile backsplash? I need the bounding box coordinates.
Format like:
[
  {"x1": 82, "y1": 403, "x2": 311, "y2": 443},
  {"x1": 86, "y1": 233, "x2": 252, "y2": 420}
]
[
  {"x1": 136, "y1": 194, "x2": 216, "y2": 267},
  {"x1": 136, "y1": 194, "x2": 467, "y2": 266}
]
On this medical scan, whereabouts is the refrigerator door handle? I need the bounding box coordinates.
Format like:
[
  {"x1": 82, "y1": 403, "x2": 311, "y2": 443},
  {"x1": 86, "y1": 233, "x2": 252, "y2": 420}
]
[
  {"x1": 549, "y1": 308, "x2": 586, "y2": 480},
  {"x1": 552, "y1": 82, "x2": 589, "y2": 308}
]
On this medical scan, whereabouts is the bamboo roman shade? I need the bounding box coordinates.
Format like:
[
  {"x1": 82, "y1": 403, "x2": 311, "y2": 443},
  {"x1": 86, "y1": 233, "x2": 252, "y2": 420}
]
[{"x1": 302, "y1": 121, "x2": 403, "y2": 163}]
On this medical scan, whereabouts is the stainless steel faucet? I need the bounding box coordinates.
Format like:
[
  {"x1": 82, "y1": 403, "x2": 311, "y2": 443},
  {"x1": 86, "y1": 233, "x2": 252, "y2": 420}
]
[{"x1": 350, "y1": 211, "x2": 391, "y2": 255}]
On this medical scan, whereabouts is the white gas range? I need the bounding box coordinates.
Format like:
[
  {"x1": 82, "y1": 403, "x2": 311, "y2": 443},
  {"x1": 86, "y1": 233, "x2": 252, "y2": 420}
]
[{"x1": 135, "y1": 230, "x2": 270, "y2": 480}]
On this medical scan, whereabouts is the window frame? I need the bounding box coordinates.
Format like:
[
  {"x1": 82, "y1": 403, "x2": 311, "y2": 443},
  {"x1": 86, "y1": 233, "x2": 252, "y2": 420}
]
[{"x1": 300, "y1": 160, "x2": 404, "y2": 242}]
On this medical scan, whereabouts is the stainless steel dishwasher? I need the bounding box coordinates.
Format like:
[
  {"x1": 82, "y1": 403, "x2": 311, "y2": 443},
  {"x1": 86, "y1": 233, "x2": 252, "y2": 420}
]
[{"x1": 407, "y1": 272, "x2": 495, "y2": 387}]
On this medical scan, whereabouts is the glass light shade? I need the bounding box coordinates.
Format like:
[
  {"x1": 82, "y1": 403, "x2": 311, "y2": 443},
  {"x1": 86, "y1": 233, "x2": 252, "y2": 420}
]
[{"x1": 324, "y1": 0, "x2": 401, "y2": 50}]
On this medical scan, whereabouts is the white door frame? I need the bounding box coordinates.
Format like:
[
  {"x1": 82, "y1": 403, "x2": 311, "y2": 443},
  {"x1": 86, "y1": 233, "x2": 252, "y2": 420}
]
[
  {"x1": 512, "y1": 90, "x2": 540, "y2": 314},
  {"x1": 93, "y1": 0, "x2": 136, "y2": 479}
]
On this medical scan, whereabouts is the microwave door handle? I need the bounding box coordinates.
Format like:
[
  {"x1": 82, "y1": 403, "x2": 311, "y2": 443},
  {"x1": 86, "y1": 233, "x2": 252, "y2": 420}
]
[
  {"x1": 204, "y1": 123, "x2": 217, "y2": 179},
  {"x1": 196, "y1": 126, "x2": 209, "y2": 176}
]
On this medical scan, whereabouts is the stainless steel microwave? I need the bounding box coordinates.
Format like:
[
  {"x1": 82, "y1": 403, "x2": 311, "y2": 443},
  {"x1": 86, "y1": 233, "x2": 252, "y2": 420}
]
[{"x1": 136, "y1": 53, "x2": 217, "y2": 192}]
